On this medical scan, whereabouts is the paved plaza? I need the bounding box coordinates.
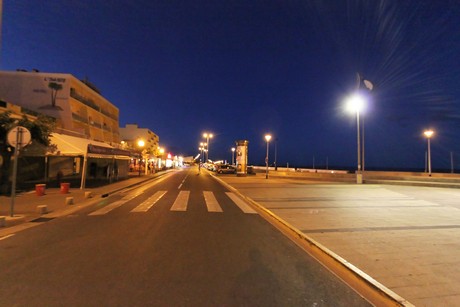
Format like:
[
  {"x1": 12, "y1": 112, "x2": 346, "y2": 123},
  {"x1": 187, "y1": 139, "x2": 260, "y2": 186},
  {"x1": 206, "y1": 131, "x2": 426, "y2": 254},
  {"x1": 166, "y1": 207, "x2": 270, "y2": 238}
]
[{"x1": 218, "y1": 175, "x2": 460, "y2": 306}]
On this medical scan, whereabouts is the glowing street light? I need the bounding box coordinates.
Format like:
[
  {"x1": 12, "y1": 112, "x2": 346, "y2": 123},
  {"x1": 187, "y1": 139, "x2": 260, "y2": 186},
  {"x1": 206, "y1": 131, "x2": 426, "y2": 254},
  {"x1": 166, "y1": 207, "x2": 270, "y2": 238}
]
[
  {"x1": 424, "y1": 129, "x2": 434, "y2": 176},
  {"x1": 203, "y1": 132, "x2": 213, "y2": 162},
  {"x1": 231, "y1": 147, "x2": 236, "y2": 165},
  {"x1": 265, "y1": 134, "x2": 272, "y2": 179}
]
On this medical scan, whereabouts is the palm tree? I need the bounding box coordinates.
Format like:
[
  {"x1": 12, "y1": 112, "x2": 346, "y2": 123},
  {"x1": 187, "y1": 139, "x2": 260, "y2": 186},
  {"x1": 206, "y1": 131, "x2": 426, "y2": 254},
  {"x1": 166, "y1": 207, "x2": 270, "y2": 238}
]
[{"x1": 48, "y1": 82, "x2": 63, "y2": 107}]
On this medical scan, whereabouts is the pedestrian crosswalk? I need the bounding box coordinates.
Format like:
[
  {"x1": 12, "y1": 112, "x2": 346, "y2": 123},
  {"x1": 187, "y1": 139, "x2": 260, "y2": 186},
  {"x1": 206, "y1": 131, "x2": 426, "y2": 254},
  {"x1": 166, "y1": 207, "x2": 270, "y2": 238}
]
[{"x1": 88, "y1": 191, "x2": 258, "y2": 216}]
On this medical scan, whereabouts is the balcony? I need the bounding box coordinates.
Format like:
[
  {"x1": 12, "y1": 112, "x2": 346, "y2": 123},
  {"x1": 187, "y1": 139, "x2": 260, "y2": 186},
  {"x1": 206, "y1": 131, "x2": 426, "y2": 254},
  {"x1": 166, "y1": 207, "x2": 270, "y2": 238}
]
[
  {"x1": 71, "y1": 112, "x2": 88, "y2": 124},
  {"x1": 70, "y1": 89, "x2": 118, "y2": 121}
]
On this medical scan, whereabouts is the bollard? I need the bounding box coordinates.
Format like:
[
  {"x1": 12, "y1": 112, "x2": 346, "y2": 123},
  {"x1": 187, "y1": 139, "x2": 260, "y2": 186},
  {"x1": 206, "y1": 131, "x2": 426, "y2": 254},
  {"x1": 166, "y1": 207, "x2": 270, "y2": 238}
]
[
  {"x1": 84, "y1": 191, "x2": 93, "y2": 199},
  {"x1": 35, "y1": 184, "x2": 46, "y2": 196},
  {"x1": 60, "y1": 182, "x2": 70, "y2": 194},
  {"x1": 36, "y1": 205, "x2": 48, "y2": 214},
  {"x1": 0, "y1": 216, "x2": 5, "y2": 227},
  {"x1": 65, "y1": 197, "x2": 74, "y2": 205}
]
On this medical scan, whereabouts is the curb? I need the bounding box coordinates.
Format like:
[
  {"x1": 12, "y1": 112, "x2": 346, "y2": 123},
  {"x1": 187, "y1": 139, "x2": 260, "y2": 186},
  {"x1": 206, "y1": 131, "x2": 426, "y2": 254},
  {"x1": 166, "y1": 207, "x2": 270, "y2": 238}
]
[{"x1": 211, "y1": 174, "x2": 415, "y2": 307}]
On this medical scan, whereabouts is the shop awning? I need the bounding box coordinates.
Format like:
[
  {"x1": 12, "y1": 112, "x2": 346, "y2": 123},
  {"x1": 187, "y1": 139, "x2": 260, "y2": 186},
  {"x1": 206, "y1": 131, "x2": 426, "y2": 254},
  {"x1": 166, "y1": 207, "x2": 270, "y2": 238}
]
[{"x1": 48, "y1": 133, "x2": 130, "y2": 159}]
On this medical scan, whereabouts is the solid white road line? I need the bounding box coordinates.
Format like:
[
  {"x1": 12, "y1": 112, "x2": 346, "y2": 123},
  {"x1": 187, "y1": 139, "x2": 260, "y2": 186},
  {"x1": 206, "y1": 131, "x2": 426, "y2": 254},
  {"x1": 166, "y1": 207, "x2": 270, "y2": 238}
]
[
  {"x1": 225, "y1": 192, "x2": 258, "y2": 214},
  {"x1": 203, "y1": 191, "x2": 223, "y2": 212},
  {"x1": 170, "y1": 191, "x2": 190, "y2": 211},
  {"x1": 0, "y1": 234, "x2": 15, "y2": 241},
  {"x1": 89, "y1": 200, "x2": 127, "y2": 216},
  {"x1": 131, "y1": 191, "x2": 167, "y2": 212}
]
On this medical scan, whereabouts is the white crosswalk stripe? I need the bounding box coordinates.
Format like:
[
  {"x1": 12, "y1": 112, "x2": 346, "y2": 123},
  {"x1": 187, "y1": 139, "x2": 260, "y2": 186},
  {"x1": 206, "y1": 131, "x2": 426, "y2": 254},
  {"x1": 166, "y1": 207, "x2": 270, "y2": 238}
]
[
  {"x1": 131, "y1": 191, "x2": 167, "y2": 212},
  {"x1": 170, "y1": 190, "x2": 190, "y2": 211},
  {"x1": 225, "y1": 192, "x2": 258, "y2": 214},
  {"x1": 203, "y1": 191, "x2": 223, "y2": 212},
  {"x1": 89, "y1": 190, "x2": 144, "y2": 216},
  {"x1": 89, "y1": 200, "x2": 127, "y2": 216}
]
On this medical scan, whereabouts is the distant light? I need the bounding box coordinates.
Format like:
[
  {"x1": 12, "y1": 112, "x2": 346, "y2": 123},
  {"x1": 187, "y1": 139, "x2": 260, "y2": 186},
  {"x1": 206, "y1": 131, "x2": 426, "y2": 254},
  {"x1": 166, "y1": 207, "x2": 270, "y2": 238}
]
[
  {"x1": 345, "y1": 94, "x2": 365, "y2": 114},
  {"x1": 137, "y1": 140, "x2": 145, "y2": 147}
]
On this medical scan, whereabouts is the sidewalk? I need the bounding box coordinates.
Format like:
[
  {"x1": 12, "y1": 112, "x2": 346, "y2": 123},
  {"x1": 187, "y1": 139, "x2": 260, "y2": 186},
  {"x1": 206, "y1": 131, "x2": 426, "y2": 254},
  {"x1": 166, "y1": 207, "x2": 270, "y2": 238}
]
[
  {"x1": 0, "y1": 172, "x2": 160, "y2": 228},
  {"x1": 216, "y1": 174, "x2": 460, "y2": 306}
]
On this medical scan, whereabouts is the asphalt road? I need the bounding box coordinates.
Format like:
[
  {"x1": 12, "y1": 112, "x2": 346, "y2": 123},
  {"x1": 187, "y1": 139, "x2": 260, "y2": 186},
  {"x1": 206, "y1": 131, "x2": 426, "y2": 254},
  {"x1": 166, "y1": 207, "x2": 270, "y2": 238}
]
[{"x1": 0, "y1": 168, "x2": 370, "y2": 306}]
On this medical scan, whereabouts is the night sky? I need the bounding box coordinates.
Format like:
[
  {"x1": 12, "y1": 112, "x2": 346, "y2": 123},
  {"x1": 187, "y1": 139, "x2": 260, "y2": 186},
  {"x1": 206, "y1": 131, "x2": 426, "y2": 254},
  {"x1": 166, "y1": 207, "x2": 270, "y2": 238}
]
[{"x1": 2, "y1": 1, "x2": 460, "y2": 170}]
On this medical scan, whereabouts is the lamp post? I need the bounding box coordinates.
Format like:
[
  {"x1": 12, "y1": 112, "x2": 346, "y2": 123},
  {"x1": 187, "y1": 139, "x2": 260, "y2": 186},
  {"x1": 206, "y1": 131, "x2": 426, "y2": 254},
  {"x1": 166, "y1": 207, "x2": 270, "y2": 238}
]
[
  {"x1": 231, "y1": 147, "x2": 235, "y2": 165},
  {"x1": 199, "y1": 143, "x2": 204, "y2": 163},
  {"x1": 203, "y1": 132, "x2": 213, "y2": 162},
  {"x1": 274, "y1": 138, "x2": 278, "y2": 171},
  {"x1": 158, "y1": 147, "x2": 165, "y2": 170},
  {"x1": 359, "y1": 75, "x2": 373, "y2": 172},
  {"x1": 265, "y1": 134, "x2": 272, "y2": 179},
  {"x1": 345, "y1": 94, "x2": 365, "y2": 183},
  {"x1": 424, "y1": 129, "x2": 434, "y2": 176},
  {"x1": 199, "y1": 143, "x2": 206, "y2": 171},
  {"x1": 137, "y1": 139, "x2": 145, "y2": 176}
]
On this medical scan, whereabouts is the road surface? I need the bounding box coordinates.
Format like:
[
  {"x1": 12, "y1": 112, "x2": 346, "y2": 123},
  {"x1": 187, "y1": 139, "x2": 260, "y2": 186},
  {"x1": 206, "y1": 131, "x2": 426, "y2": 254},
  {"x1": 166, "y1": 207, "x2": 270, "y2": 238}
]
[{"x1": 0, "y1": 167, "x2": 369, "y2": 306}]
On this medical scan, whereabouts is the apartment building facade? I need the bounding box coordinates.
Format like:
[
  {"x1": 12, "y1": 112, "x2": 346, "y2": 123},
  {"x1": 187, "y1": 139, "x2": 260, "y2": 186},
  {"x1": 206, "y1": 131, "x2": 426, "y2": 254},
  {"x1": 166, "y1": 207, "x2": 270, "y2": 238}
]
[
  {"x1": 119, "y1": 124, "x2": 159, "y2": 154},
  {"x1": 0, "y1": 70, "x2": 120, "y2": 144}
]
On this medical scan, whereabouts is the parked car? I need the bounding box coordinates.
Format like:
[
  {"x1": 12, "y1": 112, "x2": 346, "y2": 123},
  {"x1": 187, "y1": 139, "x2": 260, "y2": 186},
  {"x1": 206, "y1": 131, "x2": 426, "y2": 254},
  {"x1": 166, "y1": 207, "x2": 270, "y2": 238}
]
[{"x1": 216, "y1": 164, "x2": 236, "y2": 174}]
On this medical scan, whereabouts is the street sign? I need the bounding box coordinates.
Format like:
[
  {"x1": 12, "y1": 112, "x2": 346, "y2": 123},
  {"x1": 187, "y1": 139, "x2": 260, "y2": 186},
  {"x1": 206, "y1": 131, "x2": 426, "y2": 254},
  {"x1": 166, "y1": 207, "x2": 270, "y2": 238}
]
[
  {"x1": 7, "y1": 126, "x2": 32, "y2": 217},
  {"x1": 7, "y1": 126, "x2": 31, "y2": 149}
]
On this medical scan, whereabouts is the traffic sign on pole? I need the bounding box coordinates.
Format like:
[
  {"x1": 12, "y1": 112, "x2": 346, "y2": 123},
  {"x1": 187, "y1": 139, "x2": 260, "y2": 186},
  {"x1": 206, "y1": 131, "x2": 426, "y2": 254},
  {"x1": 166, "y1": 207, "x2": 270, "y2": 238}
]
[
  {"x1": 7, "y1": 126, "x2": 31, "y2": 149},
  {"x1": 7, "y1": 126, "x2": 32, "y2": 217}
]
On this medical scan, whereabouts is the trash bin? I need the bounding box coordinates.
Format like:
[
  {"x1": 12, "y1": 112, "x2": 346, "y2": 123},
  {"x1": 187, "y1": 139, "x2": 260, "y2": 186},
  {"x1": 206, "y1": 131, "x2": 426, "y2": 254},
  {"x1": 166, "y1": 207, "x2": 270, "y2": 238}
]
[
  {"x1": 60, "y1": 182, "x2": 70, "y2": 194},
  {"x1": 35, "y1": 184, "x2": 46, "y2": 196}
]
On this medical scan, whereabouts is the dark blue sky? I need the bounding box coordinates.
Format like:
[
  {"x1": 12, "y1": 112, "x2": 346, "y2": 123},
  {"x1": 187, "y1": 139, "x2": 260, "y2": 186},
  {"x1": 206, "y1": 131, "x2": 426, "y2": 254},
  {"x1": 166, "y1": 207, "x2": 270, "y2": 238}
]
[{"x1": 2, "y1": 1, "x2": 460, "y2": 170}]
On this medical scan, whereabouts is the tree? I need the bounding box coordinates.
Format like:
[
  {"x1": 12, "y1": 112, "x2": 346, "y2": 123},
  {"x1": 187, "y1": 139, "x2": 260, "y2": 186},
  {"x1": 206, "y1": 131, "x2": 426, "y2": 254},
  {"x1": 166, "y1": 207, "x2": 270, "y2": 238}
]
[{"x1": 0, "y1": 111, "x2": 56, "y2": 194}]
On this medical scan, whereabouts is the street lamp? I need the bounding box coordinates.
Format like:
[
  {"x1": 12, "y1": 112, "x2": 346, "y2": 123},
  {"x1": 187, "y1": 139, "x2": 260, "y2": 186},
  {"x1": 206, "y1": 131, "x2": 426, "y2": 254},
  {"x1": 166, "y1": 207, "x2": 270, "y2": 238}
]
[
  {"x1": 345, "y1": 94, "x2": 365, "y2": 183},
  {"x1": 231, "y1": 147, "x2": 235, "y2": 165},
  {"x1": 137, "y1": 139, "x2": 145, "y2": 176},
  {"x1": 203, "y1": 132, "x2": 213, "y2": 162},
  {"x1": 265, "y1": 134, "x2": 272, "y2": 179},
  {"x1": 358, "y1": 74, "x2": 373, "y2": 172},
  {"x1": 424, "y1": 129, "x2": 434, "y2": 176}
]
